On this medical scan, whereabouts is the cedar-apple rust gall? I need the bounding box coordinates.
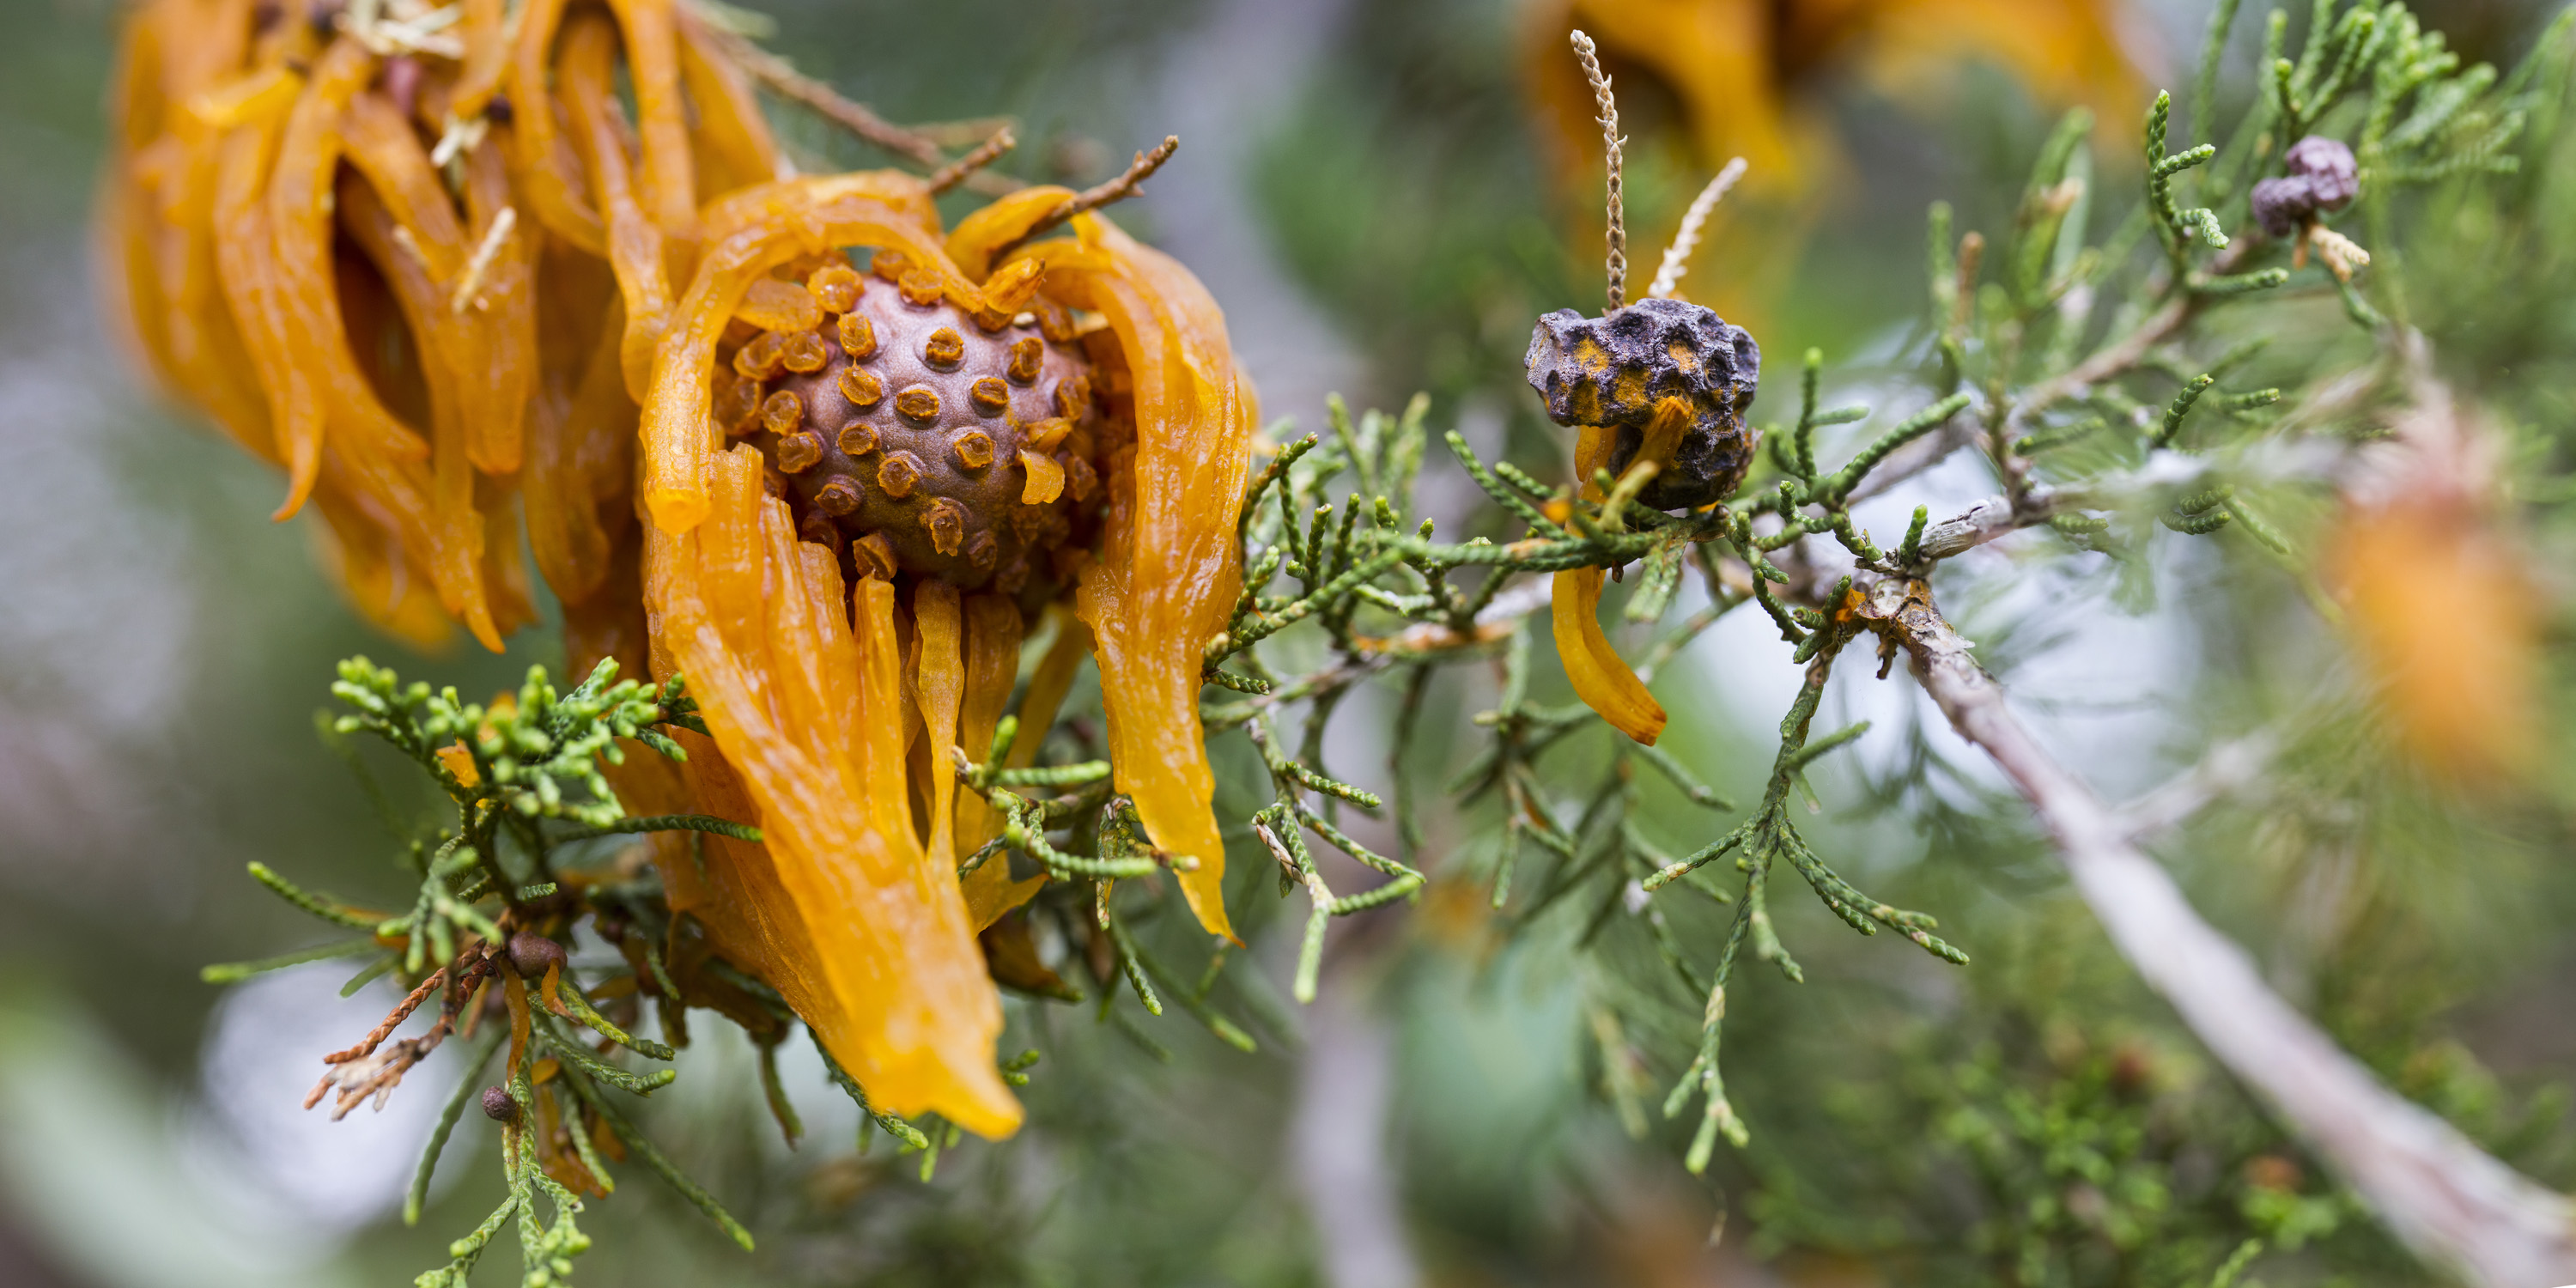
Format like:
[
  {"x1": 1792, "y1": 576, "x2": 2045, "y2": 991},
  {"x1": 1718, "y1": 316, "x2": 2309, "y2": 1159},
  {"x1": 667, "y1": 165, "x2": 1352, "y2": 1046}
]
[
  {"x1": 726, "y1": 251, "x2": 1105, "y2": 598},
  {"x1": 1525, "y1": 297, "x2": 1762, "y2": 511},
  {"x1": 104, "y1": 0, "x2": 1250, "y2": 1153},
  {"x1": 1533, "y1": 30, "x2": 1768, "y2": 745}
]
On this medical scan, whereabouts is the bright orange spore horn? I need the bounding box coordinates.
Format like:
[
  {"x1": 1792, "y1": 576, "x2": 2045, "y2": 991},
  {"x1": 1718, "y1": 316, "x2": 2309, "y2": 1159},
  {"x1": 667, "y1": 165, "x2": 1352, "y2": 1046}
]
[{"x1": 102, "y1": 0, "x2": 1251, "y2": 1135}]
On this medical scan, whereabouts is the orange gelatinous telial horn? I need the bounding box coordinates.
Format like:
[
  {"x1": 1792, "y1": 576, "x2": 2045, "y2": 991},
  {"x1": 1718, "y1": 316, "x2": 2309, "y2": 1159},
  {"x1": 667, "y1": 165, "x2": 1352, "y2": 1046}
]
[
  {"x1": 454, "y1": 125, "x2": 538, "y2": 477},
  {"x1": 262, "y1": 36, "x2": 378, "y2": 522},
  {"x1": 957, "y1": 597, "x2": 1041, "y2": 930},
  {"x1": 601, "y1": 0, "x2": 698, "y2": 234},
  {"x1": 913, "y1": 579, "x2": 968, "y2": 890},
  {"x1": 638, "y1": 179, "x2": 951, "y2": 532},
  {"x1": 560, "y1": 15, "x2": 675, "y2": 403},
  {"x1": 642, "y1": 445, "x2": 1018, "y2": 1136},
  {"x1": 1553, "y1": 566, "x2": 1668, "y2": 744},
  {"x1": 674, "y1": 9, "x2": 788, "y2": 191},
  {"x1": 1551, "y1": 421, "x2": 1668, "y2": 744},
  {"x1": 997, "y1": 211, "x2": 1253, "y2": 940},
  {"x1": 523, "y1": 299, "x2": 635, "y2": 608},
  {"x1": 501, "y1": 0, "x2": 607, "y2": 253}
]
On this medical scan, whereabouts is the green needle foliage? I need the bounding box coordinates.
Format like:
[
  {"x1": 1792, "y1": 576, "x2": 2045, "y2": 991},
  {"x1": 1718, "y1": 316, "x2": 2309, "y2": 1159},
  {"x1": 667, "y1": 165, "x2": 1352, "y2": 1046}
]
[
  {"x1": 190, "y1": 2, "x2": 2576, "y2": 1282},
  {"x1": 218, "y1": 656, "x2": 957, "y2": 1285}
]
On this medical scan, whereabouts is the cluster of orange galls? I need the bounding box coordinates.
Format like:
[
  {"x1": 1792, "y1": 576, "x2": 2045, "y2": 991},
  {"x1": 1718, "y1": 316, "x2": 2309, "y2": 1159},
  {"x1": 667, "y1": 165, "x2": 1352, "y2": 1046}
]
[{"x1": 104, "y1": 0, "x2": 1250, "y2": 1138}]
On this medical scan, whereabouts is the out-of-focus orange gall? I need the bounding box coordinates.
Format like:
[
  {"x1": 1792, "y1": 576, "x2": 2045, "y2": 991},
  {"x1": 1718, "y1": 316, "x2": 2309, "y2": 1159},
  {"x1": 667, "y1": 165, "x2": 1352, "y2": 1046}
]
[
  {"x1": 2327, "y1": 358, "x2": 2543, "y2": 788},
  {"x1": 1524, "y1": 0, "x2": 2145, "y2": 325},
  {"x1": 2329, "y1": 499, "x2": 2540, "y2": 787}
]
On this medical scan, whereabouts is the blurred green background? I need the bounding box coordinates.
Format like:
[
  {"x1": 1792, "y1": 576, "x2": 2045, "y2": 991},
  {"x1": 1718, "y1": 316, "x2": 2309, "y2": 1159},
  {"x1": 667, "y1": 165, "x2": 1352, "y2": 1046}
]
[{"x1": 3, "y1": 0, "x2": 2572, "y2": 1285}]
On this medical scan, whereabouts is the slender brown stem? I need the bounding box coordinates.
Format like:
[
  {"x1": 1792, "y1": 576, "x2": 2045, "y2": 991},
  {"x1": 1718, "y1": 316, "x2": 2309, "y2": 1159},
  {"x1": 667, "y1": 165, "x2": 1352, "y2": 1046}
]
[
  {"x1": 2008, "y1": 238, "x2": 2256, "y2": 437},
  {"x1": 928, "y1": 127, "x2": 1016, "y2": 196},
  {"x1": 325, "y1": 964, "x2": 448, "y2": 1065},
  {"x1": 1647, "y1": 158, "x2": 1745, "y2": 301},
  {"x1": 696, "y1": 22, "x2": 1021, "y2": 196},
  {"x1": 697, "y1": 25, "x2": 938, "y2": 164},
  {"x1": 1858, "y1": 240, "x2": 2264, "y2": 505},
  {"x1": 988, "y1": 136, "x2": 1179, "y2": 260},
  {"x1": 906, "y1": 115, "x2": 1017, "y2": 149},
  {"x1": 1569, "y1": 30, "x2": 1625, "y2": 311}
]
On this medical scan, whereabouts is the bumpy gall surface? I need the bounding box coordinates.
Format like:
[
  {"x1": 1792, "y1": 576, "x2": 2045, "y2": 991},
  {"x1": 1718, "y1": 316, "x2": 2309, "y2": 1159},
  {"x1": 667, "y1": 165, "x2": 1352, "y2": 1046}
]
[
  {"x1": 1524, "y1": 296, "x2": 1761, "y2": 509},
  {"x1": 727, "y1": 258, "x2": 1103, "y2": 592}
]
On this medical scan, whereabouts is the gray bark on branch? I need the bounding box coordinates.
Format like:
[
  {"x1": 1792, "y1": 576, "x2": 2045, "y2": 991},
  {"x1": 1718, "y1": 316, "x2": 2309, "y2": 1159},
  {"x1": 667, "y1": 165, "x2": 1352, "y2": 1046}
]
[{"x1": 1854, "y1": 576, "x2": 2576, "y2": 1288}]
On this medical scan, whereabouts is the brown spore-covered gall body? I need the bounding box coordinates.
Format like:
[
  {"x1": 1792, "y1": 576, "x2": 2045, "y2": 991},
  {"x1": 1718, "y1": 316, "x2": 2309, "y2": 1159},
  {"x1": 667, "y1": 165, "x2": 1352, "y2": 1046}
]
[
  {"x1": 719, "y1": 252, "x2": 1106, "y2": 595},
  {"x1": 1524, "y1": 296, "x2": 1761, "y2": 510}
]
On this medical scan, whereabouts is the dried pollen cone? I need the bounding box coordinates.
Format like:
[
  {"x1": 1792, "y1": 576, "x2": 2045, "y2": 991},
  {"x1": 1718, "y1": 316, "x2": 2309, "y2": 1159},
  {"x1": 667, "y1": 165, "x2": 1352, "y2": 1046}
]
[{"x1": 2329, "y1": 498, "x2": 2541, "y2": 784}]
